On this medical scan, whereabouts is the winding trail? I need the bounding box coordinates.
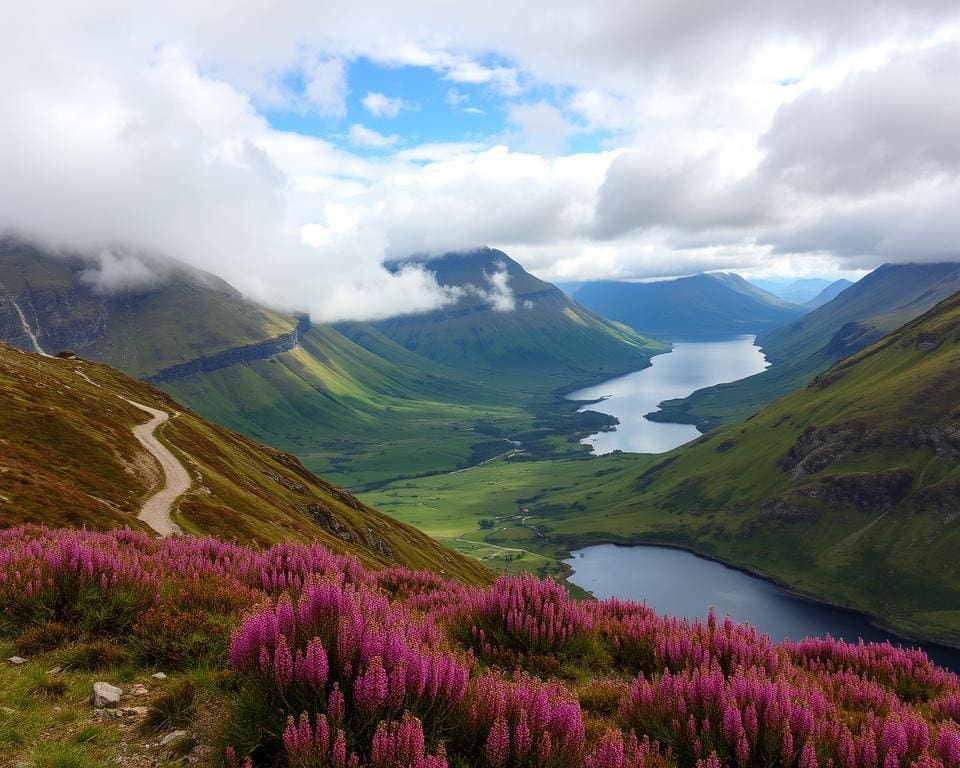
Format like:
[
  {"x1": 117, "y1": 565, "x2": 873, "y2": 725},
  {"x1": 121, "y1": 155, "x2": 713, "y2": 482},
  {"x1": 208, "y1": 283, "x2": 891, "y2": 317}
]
[{"x1": 121, "y1": 398, "x2": 188, "y2": 536}]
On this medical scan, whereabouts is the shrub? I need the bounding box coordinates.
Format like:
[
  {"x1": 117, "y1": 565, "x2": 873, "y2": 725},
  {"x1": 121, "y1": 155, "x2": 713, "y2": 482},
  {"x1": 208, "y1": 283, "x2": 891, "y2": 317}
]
[
  {"x1": 132, "y1": 606, "x2": 231, "y2": 669},
  {"x1": 59, "y1": 640, "x2": 128, "y2": 671},
  {"x1": 141, "y1": 679, "x2": 197, "y2": 733},
  {"x1": 15, "y1": 621, "x2": 75, "y2": 656}
]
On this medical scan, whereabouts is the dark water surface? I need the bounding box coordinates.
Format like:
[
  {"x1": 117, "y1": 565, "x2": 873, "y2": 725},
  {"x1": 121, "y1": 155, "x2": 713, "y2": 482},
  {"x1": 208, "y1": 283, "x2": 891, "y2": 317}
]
[
  {"x1": 565, "y1": 543, "x2": 960, "y2": 671},
  {"x1": 568, "y1": 335, "x2": 768, "y2": 455}
]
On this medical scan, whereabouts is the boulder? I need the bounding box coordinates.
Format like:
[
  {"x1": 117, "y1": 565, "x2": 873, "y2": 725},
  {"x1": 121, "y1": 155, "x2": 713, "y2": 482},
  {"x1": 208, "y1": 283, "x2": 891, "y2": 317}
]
[{"x1": 90, "y1": 681, "x2": 123, "y2": 708}]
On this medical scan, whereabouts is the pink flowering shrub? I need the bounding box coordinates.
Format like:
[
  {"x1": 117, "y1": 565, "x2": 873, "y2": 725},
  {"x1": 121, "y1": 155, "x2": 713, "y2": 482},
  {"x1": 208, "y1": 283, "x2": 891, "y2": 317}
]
[
  {"x1": 463, "y1": 574, "x2": 600, "y2": 663},
  {"x1": 3, "y1": 526, "x2": 960, "y2": 768}
]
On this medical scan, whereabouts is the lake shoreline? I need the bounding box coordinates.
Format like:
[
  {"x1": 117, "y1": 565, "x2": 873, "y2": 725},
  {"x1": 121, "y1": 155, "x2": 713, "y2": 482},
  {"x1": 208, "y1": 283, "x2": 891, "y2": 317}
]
[
  {"x1": 559, "y1": 537, "x2": 960, "y2": 657},
  {"x1": 568, "y1": 335, "x2": 768, "y2": 455}
]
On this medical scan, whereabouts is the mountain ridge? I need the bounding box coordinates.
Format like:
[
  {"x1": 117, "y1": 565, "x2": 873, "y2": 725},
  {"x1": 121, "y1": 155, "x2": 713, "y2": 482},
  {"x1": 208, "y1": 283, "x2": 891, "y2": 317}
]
[{"x1": 566, "y1": 272, "x2": 807, "y2": 339}]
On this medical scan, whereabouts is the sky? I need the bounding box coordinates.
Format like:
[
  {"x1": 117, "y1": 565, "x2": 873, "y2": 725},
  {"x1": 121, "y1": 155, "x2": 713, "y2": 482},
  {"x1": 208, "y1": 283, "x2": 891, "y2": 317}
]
[{"x1": 1, "y1": 2, "x2": 959, "y2": 321}]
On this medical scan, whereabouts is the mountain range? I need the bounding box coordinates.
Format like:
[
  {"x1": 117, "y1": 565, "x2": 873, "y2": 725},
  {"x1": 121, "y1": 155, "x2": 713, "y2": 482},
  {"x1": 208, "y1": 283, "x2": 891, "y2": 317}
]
[
  {"x1": 565, "y1": 272, "x2": 806, "y2": 338},
  {"x1": 655, "y1": 262, "x2": 960, "y2": 431}
]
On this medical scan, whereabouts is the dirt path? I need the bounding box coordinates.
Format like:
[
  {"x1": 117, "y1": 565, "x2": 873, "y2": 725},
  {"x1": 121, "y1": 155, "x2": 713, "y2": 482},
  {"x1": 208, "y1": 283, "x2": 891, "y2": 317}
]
[{"x1": 121, "y1": 398, "x2": 188, "y2": 536}]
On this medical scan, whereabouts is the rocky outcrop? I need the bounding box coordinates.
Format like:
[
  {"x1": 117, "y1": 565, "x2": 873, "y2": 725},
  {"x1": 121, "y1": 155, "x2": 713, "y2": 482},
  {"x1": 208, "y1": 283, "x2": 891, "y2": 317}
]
[
  {"x1": 913, "y1": 480, "x2": 960, "y2": 525},
  {"x1": 818, "y1": 469, "x2": 913, "y2": 509},
  {"x1": 0, "y1": 283, "x2": 109, "y2": 354},
  {"x1": 146, "y1": 316, "x2": 309, "y2": 383},
  {"x1": 780, "y1": 422, "x2": 867, "y2": 480}
]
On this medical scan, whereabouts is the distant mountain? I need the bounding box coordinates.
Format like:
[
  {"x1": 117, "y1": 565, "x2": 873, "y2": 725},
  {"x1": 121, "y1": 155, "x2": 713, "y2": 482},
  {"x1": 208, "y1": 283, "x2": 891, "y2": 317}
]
[
  {"x1": 566, "y1": 272, "x2": 806, "y2": 339},
  {"x1": 805, "y1": 279, "x2": 854, "y2": 309},
  {"x1": 0, "y1": 342, "x2": 489, "y2": 584},
  {"x1": 750, "y1": 277, "x2": 834, "y2": 304},
  {"x1": 654, "y1": 262, "x2": 960, "y2": 430},
  {"x1": 374, "y1": 248, "x2": 665, "y2": 376},
  {"x1": 537, "y1": 288, "x2": 960, "y2": 643}
]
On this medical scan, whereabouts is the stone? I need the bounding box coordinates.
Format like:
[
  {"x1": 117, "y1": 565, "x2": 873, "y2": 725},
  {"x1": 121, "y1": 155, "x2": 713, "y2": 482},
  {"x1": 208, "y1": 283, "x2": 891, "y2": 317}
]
[
  {"x1": 90, "y1": 681, "x2": 123, "y2": 708},
  {"x1": 7, "y1": 656, "x2": 27, "y2": 665},
  {"x1": 160, "y1": 730, "x2": 188, "y2": 747},
  {"x1": 131, "y1": 684, "x2": 149, "y2": 696},
  {"x1": 47, "y1": 666, "x2": 63, "y2": 675},
  {"x1": 121, "y1": 706, "x2": 149, "y2": 717},
  {"x1": 1, "y1": 706, "x2": 16, "y2": 715},
  {"x1": 151, "y1": 672, "x2": 167, "y2": 680}
]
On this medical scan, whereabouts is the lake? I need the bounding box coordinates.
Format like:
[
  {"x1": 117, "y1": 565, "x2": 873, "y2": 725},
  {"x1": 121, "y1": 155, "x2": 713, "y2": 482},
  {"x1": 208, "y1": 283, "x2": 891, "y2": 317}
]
[
  {"x1": 567, "y1": 335, "x2": 768, "y2": 454},
  {"x1": 565, "y1": 543, "x2": 960, "y2": 671}
]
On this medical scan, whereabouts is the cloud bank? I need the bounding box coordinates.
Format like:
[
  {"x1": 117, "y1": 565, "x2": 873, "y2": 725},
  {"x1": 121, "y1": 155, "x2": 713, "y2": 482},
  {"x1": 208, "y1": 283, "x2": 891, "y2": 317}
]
[{"x1": 0, "y1": 2, "x2": 958, "y2": 320}]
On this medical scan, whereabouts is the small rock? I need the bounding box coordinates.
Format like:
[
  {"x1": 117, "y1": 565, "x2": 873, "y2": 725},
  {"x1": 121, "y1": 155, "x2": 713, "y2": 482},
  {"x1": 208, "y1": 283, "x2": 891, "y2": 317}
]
[
  {"x1": 7, "y1": 656, "x2": 27, "y2": 665},
  {"x1": 131, "y1": 684, "x2": 149, "y2": 696},
  {"x1": 92, "y1": 709, "x2": 122, "y2": 721},
  {"x1": 90, "y1": 681, "x2": 123, "y2": 708},
  {"x1": 1, "y1": 706, "x2": 16, "y2": 715},
  {"x1": 160, "y1": 730, "x2": 188, "y2": 747},
  {"x1": 151, "y1": 672, "x2": 167, "y2": 680},
  {"x1": 47, "y1": 666, "x2": 63, "y2": 675},
  {"x1": 121, "y1": 706, "x2": 149, "y2": 717}
]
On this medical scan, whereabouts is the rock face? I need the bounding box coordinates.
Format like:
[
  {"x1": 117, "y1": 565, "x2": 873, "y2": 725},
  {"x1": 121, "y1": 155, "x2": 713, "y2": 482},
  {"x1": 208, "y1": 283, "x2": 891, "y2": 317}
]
[
  {"x1": 780, "y1": 422, "x2": 867, "y2": 480},
  {"x1": 91, "y1": 681, "x2": 123, "y2": 708},
  {"x1": 818, "y1": 469, "x2": 914, "y2": 510},
  {"x1": 146, "y1": 316, "x2": 310, "y2": 383}
]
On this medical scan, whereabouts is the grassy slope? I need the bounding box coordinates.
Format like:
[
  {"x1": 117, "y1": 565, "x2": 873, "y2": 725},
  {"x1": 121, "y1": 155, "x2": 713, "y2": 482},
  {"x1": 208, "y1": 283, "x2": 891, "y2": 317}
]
[
  {"x1": 655, "y1": 263, "x2": 960, "y2": 431},
  {"x1": 4, "y1": 244, "x2": 664, "y2": 487},
  {"x1": 374, "y1": 248, "x2": 665, "y2": 377},
  {"x1": 162, "y1": 323, "x2": 539, "y2": 488},
  {"x1": 568, "y1": 273, "x2": 806, "y2": 338},
  {"x1": 0, "y1": 343, "x2": 490, "y2": 585},
  {"x1": 368, "y1": 291, "x2": 960, "y2": 643}
]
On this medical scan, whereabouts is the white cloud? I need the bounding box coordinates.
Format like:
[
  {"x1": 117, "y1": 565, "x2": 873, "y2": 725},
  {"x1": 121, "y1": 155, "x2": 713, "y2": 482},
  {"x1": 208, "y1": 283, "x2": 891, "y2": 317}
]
[
  {"x1": 302, "y1": 57, "x2": 348, "y2": 117},
  {"x1": 445, "y1": 88, "x2": 468, "y2": 107},
  {"x1": 507, "y1": 102, "x2": 576, "y2": 155},
  {"x1": 0, "y1": 0, "x2": 959, "y2": 323},
  {"x1": 348, "y1": 123, "x2": 400, "y2": 148},
  {"x1": 362, "y1": 91, "x2": 414, "y2": 118}
]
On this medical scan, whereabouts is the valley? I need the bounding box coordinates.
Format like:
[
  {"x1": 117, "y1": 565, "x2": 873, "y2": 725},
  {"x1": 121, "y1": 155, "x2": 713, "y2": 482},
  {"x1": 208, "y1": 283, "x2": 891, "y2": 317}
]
[{"x1": 4, "y1": 9, "x2": 960, "y2": 768}]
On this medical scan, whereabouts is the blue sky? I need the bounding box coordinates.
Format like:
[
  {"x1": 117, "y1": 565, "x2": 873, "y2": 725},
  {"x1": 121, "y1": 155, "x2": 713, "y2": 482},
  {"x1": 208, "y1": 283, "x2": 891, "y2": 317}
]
[{"x1": 264, "y1": 57, "x2": 605, "y2": 157}]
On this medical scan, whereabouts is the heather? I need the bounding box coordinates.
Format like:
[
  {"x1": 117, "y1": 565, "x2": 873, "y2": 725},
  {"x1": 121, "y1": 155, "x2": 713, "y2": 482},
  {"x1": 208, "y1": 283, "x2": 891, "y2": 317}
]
[{"x1": 2, "y1": 527, "x2": 960, "y2": 768}]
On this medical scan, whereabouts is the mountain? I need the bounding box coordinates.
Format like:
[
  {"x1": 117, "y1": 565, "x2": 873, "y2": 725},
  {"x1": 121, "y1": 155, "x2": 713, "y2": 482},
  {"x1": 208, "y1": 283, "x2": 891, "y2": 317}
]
[
  {"x1": 0, "y1": 241, "x2": 663, "y2": 488},
  {"x1": 654, "y1": 262, "x2": 960, "y2": 430},
  {"x1": 805, "y1": 278, "x2": 854, "y2": 309},
  {"x1": 0, "y1": 341, "x2": 489, "y2": 584},
  {"x1": 566, "y1": 272, "x2": 806, "y2": 339},
  {"x1": 769, "y1": 277, "x2": 835, "y2": 303},
  {"x1": 0, "y1": 239, "x2": 297, "y2": 378},
  {"x1": 521, "y1": 289, "x2": 960, "y2": 643},
  {"x1": 374, "y1": 248, "x2": 665, "y2": 377}
]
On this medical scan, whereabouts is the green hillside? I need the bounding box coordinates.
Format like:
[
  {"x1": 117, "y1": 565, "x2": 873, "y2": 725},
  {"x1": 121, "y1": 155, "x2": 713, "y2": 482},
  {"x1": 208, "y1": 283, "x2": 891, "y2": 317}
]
[
  {"x1": 367, "y1": 288, "x2": 960, "y2": 643},
  {"x1": 567, "y1": 272, "x2": 806, "y2": 339},
  {"x1": 0, "y1": 342, "x2": 491, "y2": 584},
  {"x1": 2, "y1": 242, "x2": 663, "y2": 487},
  {"x1": 374, "y1": 248, "x2": 665, "y2": 377},
  {"x1": 655, "y1": 262, "x2": 960, "y2": 430}
]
